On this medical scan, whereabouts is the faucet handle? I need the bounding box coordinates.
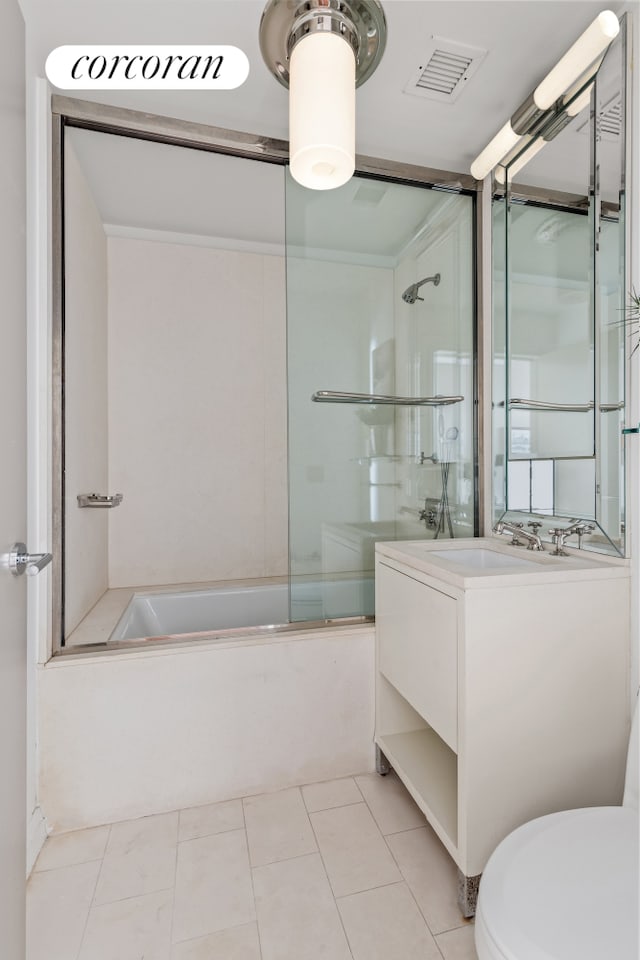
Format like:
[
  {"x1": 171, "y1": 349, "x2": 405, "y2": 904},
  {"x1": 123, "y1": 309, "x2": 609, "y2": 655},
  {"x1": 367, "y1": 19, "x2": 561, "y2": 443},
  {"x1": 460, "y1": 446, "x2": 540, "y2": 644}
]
[
  {"x1": 548, "y1": 527, "x2": 569, "y2": 556},
  {"x1": 574, "y1": 521, "x2": 595, "y2": 548},
  {"x1": 527, "y1": 521, "x2": 543, "y2": 534}
]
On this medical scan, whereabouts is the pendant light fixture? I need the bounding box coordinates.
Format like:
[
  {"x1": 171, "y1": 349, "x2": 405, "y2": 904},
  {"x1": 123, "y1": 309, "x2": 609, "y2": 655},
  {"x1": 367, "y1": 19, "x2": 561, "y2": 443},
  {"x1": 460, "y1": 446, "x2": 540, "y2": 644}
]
[
  {"x1": 260, "y1": 0, "x2": 387, "y2": 190},
  {"x1": 471, "y1": 10, "x2": 619, "y2": 181}
]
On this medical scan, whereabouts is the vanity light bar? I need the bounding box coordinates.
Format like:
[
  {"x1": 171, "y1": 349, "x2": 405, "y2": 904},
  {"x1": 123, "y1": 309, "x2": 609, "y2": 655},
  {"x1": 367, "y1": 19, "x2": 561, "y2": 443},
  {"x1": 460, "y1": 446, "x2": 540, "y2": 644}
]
[
  {"x1": 494, "y1": 82, "x2": 594, "y2": 184},
  {"x1": 494, "y1": 138, "x2": 545, "y2": 185},
  {"x1": 534, "y1": 11, "x2": 618, "y2": 109},
  {"x1": 470, "y1": 10, "x2": 619, "y2": 181}
]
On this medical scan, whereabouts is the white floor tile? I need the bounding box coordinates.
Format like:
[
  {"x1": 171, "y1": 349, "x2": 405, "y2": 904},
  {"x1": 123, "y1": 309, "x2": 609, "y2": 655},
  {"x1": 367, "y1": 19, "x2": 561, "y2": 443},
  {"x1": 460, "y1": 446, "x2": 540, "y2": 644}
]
[
  {"x1": 172, "y1": 829, "x2": 255, "y2": 944},
  {"x1": 337, "y1": 881, "x2": 442, "y2": 960},
  {"x1": 34, "y1": 826, "x2": 110, "y2": 872},
  {"x1": 355, "y1": 772, "x2": 426, "y2": 835},
  {"x1": 253, "y1": 853, "x2": 352, "y2": 960},
  {"x1": 94, "y1": 811, "x2": 179, "y2": 905},
  {"x1": 386, "y1": 825, "x2": 464, "y2": 935},
  {"x1": 436, "y1": 923, "x2": 478, "y2": 960},
  {"x1": 171, "y1": 923, "x2": 261, "y2": 960},
  {"x1": 178, "y1": 799, "x2": 244, "y2": 842},
  {"x1": 106, "y1": 811, "x2": 179, "y2": 856},
  {"x1": 301, "y1": 777, "x2": 363, "y2": 813},
  {"x1": 243, "y1": 787, "x2": 317, "y2": 867},
  {"x1": 27, "y1": 860, "x2": 100, "y2": 960},
  {"x1": 78, "y1": 888, "x2": 173, "y2": 960},
  {"x1": 310, "y1": 802, "x2": 402, "y2": 898},
  {"x1": 94, "y1": 839, "x2": 177, "y2": 905},
  {"x1": 27, "y1": 780, "x2": 476, "y2": 960}
]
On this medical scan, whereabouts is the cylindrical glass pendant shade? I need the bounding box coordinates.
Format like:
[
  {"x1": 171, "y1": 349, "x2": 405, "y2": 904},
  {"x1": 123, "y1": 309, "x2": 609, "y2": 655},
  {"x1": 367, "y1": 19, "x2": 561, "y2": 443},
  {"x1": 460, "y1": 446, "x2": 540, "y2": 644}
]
[{"x1": 289, "y1": 31, "x2": 356, "y2": 190}]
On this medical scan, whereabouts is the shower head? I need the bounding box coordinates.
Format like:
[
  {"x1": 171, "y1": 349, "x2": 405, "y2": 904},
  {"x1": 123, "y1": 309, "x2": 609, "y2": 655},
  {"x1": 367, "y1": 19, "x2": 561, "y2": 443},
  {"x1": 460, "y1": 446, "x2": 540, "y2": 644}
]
[{"x1": 401, "y1": 273, "x2": 441, "y2": 304}]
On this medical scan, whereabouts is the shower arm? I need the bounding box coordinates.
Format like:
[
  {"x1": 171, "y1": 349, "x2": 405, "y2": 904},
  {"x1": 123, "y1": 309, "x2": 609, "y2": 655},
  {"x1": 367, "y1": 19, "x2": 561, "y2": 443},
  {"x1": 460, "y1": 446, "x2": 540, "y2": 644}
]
[
  {"x1": 311, "y1": 391, "x2": 463, "y2": 406},
  {"x1": 415, "y1": 273, "x2": 440, "y2": 296}
]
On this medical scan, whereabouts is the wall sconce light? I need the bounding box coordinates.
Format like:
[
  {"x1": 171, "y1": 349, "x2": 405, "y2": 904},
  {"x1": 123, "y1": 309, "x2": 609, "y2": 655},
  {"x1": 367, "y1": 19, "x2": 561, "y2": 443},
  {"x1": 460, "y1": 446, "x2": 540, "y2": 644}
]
[
  {"x1": 471, "y1": 10, "x2": 619, "y2": 181},
  {"x1": 260, "y1": 0, "x2": 387, "y2": 190},
  {"x1": 494, "y1": 82, "x2": 594, "y2": 184}
]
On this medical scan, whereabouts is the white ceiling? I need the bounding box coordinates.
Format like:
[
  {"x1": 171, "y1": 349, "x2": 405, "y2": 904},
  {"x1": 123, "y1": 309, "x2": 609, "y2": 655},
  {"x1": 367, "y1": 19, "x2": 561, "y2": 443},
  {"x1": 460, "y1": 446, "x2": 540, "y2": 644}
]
[
  {"x1": 19, "y1": 0, "x2": 623, "y2": 174},
  {"x1": 31, "y1": 0, "x2": 628, "y2": 254},
  {"x1": 66, "y1": 125, "x2": 456, "y2": 259}
]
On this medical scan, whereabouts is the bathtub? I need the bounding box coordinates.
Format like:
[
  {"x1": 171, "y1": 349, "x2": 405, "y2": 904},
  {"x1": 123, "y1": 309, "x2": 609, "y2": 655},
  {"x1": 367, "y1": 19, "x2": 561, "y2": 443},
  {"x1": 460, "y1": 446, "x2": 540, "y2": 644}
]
[
  {"x1": 45, "y1": 574, "x2": 376, "y2": 832},
  {"x1": 110, "y1": 576, "x2": 375, "y2": 642}
]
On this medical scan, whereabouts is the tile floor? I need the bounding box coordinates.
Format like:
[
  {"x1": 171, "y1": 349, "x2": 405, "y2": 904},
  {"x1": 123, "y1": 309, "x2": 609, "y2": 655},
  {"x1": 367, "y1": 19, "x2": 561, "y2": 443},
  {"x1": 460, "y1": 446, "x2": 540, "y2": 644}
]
[{"x1": 27, "y1": 771, "x2": 478, "y2": 960}]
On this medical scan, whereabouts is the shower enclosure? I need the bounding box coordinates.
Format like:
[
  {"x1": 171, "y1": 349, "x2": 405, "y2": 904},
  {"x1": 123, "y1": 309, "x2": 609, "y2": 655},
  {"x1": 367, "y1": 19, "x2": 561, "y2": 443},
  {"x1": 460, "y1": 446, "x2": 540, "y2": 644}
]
[
  {"x1": 52, "y1": 98, "x2": 477, "y2": 651},
  {"x1": 286, "y1": 171, "x2": 476, "y2": 621}
]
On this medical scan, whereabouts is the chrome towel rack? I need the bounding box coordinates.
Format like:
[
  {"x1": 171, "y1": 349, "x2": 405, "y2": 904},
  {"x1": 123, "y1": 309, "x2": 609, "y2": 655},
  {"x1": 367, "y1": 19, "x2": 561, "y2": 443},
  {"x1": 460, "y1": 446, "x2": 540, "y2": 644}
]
[
  {"x1": 508, "y1": 398, "x2": 593, "y2": 412},
  {"x1": 312, "y1": 391, "x2": 464, "y2": 406},
  {"x1": 506, "y1": 398, "x2": 624, "y2": 413}
]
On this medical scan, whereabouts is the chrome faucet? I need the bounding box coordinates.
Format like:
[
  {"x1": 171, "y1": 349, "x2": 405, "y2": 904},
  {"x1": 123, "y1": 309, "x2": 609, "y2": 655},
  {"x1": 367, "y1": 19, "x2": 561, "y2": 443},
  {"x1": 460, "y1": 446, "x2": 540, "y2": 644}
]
[
  {"x1": 493, "y1": 520, "x2": 544, "y2": 551},
  {"x1": 548, "y1": 520, "x2": 595, "y2": 555}
]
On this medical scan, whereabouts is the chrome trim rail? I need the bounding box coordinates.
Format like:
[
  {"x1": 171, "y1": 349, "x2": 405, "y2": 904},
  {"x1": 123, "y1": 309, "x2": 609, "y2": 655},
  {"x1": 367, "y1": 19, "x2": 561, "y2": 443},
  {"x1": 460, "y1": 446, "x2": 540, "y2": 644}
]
[{"x1": 55, "y1": 615, "x2": 375, "y2": 657}]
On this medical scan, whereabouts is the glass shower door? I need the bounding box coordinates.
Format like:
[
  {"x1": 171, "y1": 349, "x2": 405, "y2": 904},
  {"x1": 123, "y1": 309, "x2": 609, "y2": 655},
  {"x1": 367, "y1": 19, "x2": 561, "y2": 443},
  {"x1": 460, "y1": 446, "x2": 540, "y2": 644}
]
[{"x1": 285, "y1": 170, "x2": 475, "y2": 622}]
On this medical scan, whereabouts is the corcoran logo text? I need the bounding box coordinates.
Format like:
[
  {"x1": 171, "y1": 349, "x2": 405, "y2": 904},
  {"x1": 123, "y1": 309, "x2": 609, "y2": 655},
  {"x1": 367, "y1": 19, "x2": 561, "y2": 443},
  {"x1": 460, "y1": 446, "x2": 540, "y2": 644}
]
[{"x1": 46, "y1": 46, "x2": 249, "y2": 90}]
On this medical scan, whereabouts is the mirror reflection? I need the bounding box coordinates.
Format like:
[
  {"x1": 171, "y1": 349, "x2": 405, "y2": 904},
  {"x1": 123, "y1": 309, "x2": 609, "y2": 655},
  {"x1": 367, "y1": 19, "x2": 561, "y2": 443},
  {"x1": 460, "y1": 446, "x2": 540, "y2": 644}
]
[{"x1": 493, "y1": 17, "x2": 627, "y2": 556}]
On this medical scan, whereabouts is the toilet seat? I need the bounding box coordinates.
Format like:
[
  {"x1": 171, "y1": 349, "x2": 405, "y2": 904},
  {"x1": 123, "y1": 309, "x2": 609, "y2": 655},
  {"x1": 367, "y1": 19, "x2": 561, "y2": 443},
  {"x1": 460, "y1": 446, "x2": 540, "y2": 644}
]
[{"x1": 475, "y1": 806, "x2": 639, "y2": 960}]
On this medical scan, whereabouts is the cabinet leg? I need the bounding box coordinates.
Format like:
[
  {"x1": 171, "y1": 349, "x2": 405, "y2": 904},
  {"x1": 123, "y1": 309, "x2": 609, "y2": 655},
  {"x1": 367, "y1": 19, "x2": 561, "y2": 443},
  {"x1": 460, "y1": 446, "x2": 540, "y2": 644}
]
[
  {"x1": 375, "y1": 744, "x2": 391, "y2": 776},
  {"x1": 457, "y1": 870, "x2": 481, "y2": 918}
]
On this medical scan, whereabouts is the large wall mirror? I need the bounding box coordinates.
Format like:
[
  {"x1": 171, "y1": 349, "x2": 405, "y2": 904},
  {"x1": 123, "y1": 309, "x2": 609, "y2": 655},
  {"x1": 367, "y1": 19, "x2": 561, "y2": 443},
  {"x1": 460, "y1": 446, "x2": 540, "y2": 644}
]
[{"x1": 493, "y1": 15, "x2": 628, "y2": 556}]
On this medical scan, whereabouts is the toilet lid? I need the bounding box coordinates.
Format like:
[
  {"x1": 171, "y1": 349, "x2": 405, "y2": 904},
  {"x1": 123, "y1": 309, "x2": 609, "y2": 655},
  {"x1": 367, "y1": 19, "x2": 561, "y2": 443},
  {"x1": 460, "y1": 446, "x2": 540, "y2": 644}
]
[{"x1": 477, "y1": 807, "x2": 639, "y2": 960}]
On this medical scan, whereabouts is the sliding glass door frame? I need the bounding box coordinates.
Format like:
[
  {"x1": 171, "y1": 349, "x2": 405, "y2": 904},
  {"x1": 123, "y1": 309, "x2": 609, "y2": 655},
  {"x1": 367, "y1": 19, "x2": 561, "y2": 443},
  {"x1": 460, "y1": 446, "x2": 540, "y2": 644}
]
[{"x1": 50, "y1": 94, "x2": 482, "y2": 655}]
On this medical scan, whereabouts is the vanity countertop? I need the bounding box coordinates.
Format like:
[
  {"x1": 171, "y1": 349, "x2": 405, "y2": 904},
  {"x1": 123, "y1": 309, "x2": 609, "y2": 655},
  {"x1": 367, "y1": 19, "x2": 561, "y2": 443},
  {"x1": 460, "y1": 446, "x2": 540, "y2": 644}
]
[{"x1": 375, "y1": 536, "x2": 629, "y2": 590}]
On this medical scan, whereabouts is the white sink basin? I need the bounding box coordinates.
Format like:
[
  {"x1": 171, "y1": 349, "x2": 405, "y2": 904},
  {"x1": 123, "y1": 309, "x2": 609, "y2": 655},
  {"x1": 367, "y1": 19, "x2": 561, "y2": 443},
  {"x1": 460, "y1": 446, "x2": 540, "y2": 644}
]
[
  {"x1": 431, "y1": 548, "x2": 540, "y2": 569},
  {"x1": 375, "y1": 537, "x2": 628, "y2": 589}
]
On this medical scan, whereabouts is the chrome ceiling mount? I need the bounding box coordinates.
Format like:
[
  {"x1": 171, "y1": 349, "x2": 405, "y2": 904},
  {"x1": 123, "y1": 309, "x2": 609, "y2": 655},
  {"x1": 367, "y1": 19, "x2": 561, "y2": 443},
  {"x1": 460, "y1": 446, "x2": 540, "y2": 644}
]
[{"x1": 259, "y1": 0, "x2": 387, "y2": 90}]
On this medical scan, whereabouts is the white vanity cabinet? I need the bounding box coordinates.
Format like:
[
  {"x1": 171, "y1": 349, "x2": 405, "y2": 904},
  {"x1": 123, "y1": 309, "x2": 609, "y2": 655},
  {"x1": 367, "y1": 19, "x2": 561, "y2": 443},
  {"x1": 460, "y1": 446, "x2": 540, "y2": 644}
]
[{"x1": 374, "y1": 538, "x2": 630, "y2": 914}]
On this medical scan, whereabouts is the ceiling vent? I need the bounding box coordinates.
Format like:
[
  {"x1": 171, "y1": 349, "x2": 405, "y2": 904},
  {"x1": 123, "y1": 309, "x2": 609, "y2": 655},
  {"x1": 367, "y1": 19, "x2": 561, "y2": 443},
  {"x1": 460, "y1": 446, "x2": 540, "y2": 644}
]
[
  {"x1": 576, "y1": 93, "x2": 621, "y2": 140},
  {"x1": 598, "y1": 94, "x2": 622, "y2": 139},
  {"x1": 404, "y1": 37, "x2": 487, "y2": 104}
]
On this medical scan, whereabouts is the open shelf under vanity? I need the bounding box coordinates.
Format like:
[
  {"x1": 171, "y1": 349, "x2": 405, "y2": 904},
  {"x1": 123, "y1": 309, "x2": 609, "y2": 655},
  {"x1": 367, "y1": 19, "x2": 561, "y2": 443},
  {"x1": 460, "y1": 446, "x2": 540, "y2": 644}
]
[{"x1": 374, "y1": 539, "x2": 631, "y2": 915}]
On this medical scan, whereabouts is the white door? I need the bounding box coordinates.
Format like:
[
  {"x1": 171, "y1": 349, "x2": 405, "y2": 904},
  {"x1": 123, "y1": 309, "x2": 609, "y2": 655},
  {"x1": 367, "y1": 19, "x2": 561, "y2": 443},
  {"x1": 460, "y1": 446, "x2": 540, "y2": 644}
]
[{"x1": 0, "y1": 0, "x2": 28, "y2": 956}]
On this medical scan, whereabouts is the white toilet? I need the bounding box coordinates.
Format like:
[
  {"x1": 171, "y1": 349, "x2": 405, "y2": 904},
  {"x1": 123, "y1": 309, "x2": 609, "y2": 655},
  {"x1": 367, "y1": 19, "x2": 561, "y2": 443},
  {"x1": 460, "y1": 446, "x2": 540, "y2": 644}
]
[{"x1": 475, "y1": 695, "x2": 639, "y2": 960}]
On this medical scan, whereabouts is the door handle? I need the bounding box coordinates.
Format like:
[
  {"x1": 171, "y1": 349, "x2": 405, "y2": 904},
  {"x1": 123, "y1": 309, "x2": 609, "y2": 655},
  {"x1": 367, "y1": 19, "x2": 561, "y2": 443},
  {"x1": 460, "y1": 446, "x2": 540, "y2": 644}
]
[{"x1": 8, "y1": 542, "x2": 53, "y2": 577}]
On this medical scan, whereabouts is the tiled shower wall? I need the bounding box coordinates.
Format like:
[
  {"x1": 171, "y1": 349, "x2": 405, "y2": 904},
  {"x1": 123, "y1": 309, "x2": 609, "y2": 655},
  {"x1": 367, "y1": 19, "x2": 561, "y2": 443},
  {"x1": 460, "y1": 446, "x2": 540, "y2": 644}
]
[
  {"x1": 64, "y1": 142, "x2": 109, "y2": 634},
  {"x1": 107, "y1": 236, "x2": 288, "y2": 588}
]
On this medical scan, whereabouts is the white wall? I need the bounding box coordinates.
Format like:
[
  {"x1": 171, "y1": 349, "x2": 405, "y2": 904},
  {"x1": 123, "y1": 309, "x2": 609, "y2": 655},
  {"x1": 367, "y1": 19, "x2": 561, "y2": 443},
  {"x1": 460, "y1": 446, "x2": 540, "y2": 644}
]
[
  {"x1": 628, "y1": 1, "x2": 640, "y2": 703},
  {"x1": 107, "y1": 236, "x2": 287, "y2": 587},
  {"x1": 25, "y1": 74, "x2": 51, "y2": 874},
  {"x1": 38, "y1": 627, "x2": 375, "y2": 831},
  {"x1": 63, "y1": 141, "x2": 109, "y2": 634},
  {"x1": 0, "y1": 1, "x2": 27, "y2": 945}
]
